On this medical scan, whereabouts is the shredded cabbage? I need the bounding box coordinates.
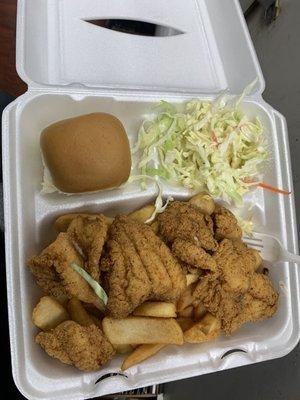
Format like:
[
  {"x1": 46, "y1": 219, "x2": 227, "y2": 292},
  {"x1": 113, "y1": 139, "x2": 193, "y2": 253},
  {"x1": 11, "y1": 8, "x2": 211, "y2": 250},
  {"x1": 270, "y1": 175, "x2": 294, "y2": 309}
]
[
  {"x1": 128, "y1": 175, "x2": 173, "y2": 222},
  {"x1": 70, "y1": 262, "x2": 108, "y2": 306},
  {"x1": 133, "y1": 80, "x2": 267, "y2": 205}
]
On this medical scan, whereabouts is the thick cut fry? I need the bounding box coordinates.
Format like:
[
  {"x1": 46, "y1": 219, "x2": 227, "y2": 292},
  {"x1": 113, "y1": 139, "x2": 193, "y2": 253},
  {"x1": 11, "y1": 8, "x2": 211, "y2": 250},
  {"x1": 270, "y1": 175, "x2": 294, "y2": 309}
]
[
  {"x1": 184, "y1": 313, "x2": 221, "y2": 343},
  {"x1": 189, "y1": 192, "x2": 215, "y2": 215},
  {"x1": 67, "y1": 298, "x2": 95, "y2": 326},
  {"x1": 115, "y1": 344, "x2": 134, "y2": 354},
  {"x1": 176, "y1": 318, "x2": 194, "y2": 332},
  {"x1": 128, "y1": 205, "x2": 156, "y2": 224},
  {"x1": 133, "y1": 302, "x2": 177, "y2": 318},
  {"x1": 32, "y1": 296, "x2": 69, "y2": 331},
  {"x1": 186, "y1": 274, "x2": 199, "y2": 286},
  {"x1": 177, "y1": 283, "x2": 197, "y2": 312},
  {"x1": 121, "y1": 344, "x2": 165, "y2": 371},
  {"x1": 102, "y1": 317, "x2": 183, "y2": 345},
  {"x1": 193, "y1": 303, "x2": 207, "y2": 321},
  {"x1": 178, "y1": 305, "x2": 194, "y2": 318},
  {"x1": 54, "y1": 213, "x2": 113, "y2": 232}
]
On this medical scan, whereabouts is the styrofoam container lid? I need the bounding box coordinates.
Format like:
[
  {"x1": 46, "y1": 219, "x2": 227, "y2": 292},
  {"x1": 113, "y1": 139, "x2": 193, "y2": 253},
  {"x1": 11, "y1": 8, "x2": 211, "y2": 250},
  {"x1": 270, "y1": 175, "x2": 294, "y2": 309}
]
[{"x1": 18, "y1": 0, "x2": 264, "y2": 94}]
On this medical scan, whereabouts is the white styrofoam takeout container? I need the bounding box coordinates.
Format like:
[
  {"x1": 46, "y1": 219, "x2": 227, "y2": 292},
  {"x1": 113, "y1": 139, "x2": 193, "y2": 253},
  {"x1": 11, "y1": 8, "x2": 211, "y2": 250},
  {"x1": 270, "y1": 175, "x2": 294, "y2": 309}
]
[{"x1": 2, "y1": 0, "x2": 300, "y2": 399}]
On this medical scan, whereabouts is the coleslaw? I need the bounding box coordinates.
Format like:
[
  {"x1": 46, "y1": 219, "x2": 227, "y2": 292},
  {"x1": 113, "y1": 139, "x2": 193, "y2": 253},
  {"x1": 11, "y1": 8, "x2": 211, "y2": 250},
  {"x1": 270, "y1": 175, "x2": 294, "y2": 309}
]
[{"x1": 132, "y1": 81, "x2": 267, "y2": 206}]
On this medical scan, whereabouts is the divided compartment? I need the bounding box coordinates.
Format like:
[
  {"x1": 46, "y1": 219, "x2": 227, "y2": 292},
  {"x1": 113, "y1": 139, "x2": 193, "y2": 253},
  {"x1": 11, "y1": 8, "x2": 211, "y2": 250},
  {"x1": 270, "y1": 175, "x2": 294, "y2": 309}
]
[{"x1": 8, "y1": 91, "x2": 298, "y2": 399}]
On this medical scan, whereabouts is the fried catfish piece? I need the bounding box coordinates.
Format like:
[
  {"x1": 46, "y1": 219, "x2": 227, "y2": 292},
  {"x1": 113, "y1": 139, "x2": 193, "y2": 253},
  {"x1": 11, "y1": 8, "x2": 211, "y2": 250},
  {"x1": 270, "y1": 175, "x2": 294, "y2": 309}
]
[
  {"x1": 228, "y1": 274, "x2": 279, "y2": 332},
  {"x1": 194, "y1": 239, "x2": 278, "y2": 334},
  {"x1": 67, "y1": 215, "x2": 108, "y2": 281},
  {"x1": 103, "y1": 216, "x2": 186, "y2": 318},
  {"x1": 172, "y1": 239, "x2": 217, "y2": 271},
  {"x1": 231, "y1": 240, "x2": 262, "y2": 272},
  {"x1": 213, "y1": 206, "x2": 242, "y2": 240},
  {"x1": 156, "y1": 201, "x2": 217, "y2": 251},
  {"x1": 36, "y1": 320, "x2": 115, "y2": 371},
  {"x1": 28, "y1": 233, "x2": 101, "y2": 307}
]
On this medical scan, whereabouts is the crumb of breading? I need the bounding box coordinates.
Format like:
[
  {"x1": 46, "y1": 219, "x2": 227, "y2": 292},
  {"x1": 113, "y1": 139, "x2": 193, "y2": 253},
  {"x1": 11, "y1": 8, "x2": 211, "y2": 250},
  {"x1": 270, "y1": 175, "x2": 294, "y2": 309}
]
[{"x1": 36, "y1": 320, "x2": 115, "y2": 371}]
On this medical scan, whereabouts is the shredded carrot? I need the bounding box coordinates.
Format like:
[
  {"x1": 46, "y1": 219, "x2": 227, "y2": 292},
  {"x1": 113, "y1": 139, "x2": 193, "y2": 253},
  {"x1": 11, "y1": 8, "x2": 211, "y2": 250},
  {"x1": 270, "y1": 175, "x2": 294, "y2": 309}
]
[
  {"x1": 242, "y1": 177, "x2": 258, "y2": 185},
  {"x1": 257, "y1": 182, "x2": 291, "y2": 195},
  {"x1": 242, "y1": 178, "x2": 291, "y2": 195}
]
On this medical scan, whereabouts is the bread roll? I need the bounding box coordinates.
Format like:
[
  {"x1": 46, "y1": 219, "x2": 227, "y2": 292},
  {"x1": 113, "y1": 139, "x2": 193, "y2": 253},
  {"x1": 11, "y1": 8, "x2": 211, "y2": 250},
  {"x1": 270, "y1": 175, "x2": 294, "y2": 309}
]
[{"x1": 41, "y1": 113, "x2": 131, "y2": 193}]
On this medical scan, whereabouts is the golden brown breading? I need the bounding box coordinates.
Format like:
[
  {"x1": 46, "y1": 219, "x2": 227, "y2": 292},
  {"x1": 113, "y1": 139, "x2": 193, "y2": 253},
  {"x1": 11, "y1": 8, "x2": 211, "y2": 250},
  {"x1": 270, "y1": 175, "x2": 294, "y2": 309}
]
[
  {"x1": 28, "y1": 233, "x2": 101, "y2": 307},
  {"x1": 180, "y1": 261, "x2": 203, "y2": 276},
  {"x1": 172, "y1": 239, "x2": 217, "y2": 271},
  {"x1": 228, "y1": 274, "x2": 278, "y2": 332},
  {"x1": 103, "y1": 216, "x2": 186, "y2": 318},
  {"x1": 213, "y1": 206, "x2": 242, "y2": 240},
  {"x1": 232, "y1": 240, "x2": 262, "y2": 271},
  {"x1": 213, "y1": 239, "x2": 253, "y2": 293},
  {"x1": 157, "y1": 201, "x2": 218, "y2": 251},
  {"x1": 194, "y1": 239, "x2": 278, "y2": 334},
  {"x1": 67, "y1": 215, "x2": 108, "y2": 281},
  {"x1": 36, "y1": 320, "x2": 115, "y2": 371}
]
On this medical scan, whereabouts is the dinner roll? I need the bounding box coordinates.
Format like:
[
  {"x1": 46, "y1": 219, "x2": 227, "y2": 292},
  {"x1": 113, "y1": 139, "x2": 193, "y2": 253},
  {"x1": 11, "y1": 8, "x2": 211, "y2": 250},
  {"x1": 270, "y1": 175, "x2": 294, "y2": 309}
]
[{"x1": 41, "y1": 113, "x2": 131, "y2": 193}]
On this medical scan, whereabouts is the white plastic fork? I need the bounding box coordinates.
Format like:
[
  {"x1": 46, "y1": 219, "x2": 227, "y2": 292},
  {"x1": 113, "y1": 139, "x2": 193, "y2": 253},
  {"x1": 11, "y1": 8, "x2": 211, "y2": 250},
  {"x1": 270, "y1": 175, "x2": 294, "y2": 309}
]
[{"x1": 243, "y1": 232, "x2": 300, "y2": 264}]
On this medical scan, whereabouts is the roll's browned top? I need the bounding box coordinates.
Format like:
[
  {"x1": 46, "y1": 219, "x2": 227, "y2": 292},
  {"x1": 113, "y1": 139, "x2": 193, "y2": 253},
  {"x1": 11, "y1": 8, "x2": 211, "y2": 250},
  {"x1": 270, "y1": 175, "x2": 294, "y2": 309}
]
[{"x1": 40, "y1": 113, "x2": 131, "y2": 193}]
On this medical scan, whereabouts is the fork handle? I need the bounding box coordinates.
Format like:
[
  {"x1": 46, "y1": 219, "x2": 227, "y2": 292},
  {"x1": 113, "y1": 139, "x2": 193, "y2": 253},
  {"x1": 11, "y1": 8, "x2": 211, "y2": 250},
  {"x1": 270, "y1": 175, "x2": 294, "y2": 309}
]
[{"x1": 280, "y1": 249, "x2": 300, "y2": 264}]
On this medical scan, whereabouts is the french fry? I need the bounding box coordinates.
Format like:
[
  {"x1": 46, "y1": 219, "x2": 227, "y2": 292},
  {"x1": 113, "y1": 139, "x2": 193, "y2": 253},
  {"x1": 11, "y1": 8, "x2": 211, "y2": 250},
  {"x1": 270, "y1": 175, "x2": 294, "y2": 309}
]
[
  {"x1": 133, "y1": 302, "x2": 176, "y2": 318},
  {"x1": 32, "y1": 296, "x2": 69, "y2": 331},
  {"x1": 176, "y1": 318, "x2": 194, "y2": 332},
  {"x1": 186, "y1": 274, "x2": 199, "y2": 286},
  {"x1": 115, "y1": 344, "x2": 134, "y2": 354},
  {"x1": 178, "y1": 305, "x2": 194, "y2": 318},
  {"x1": 184, "y1": 313, "x2": 221, "y2": 343},
  {"x1": 189, "y1": 192, "x2": 215, "y2": 215},
  {"x1": 128, "y1": 204, "x2": 156, "y2": 224},
  {"x1": 54, "y1": 213, "x2": 113, "y2": 232},
  {"x1": 121, "y1": 344, "x2": 166, "y2": 371},
  {"x1": 102, "y1": 317, "x2": 183, "y2": 345},
  {"x1": 193, "y1": 303, "x2": 207, "y2": 321},
  {"x1": 67, "y1": 298, "x2": 96, "y2": 326}
]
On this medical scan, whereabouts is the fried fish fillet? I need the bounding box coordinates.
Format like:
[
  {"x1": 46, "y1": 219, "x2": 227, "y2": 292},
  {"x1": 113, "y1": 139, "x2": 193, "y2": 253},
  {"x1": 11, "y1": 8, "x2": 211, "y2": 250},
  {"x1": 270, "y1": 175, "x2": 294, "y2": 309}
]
[
  {"x1": 157, "y1": 201, "x2": 217, "y2": 251},
  {"x1": 172, "y1": 239, "x2": 217, "y2": 271},
  {"x1": 194, "y1": 239, "x2": 278, "y2": 334},
  {"x1": 67, "y1": 215, "x2": 108, "y2": 281},
  {"x1": 213, "y1": 205, "x2": 242, "y2": 240},
  {"x1": 103, "y1": 216, "x2": 186, "y2": 318},
  {"x1": 36, "y1": 320, "x2": 115, "y2": 371},
  {"x1": 28, "y1": 232, "x2": 101, "y2": 307}
]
